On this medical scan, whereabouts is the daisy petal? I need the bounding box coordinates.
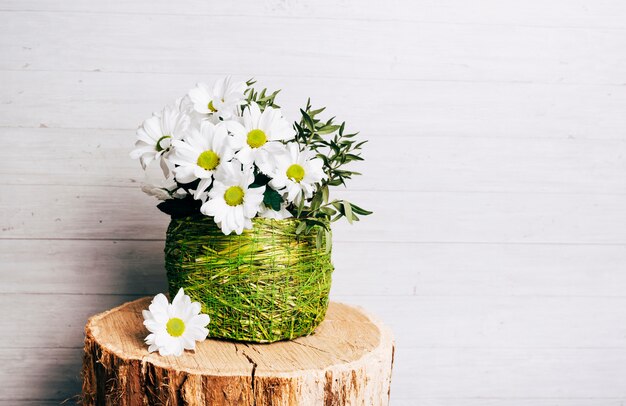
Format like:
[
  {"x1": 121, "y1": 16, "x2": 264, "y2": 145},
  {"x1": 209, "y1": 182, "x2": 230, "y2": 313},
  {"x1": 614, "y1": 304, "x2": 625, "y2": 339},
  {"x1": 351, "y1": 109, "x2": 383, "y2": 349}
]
[{"x1": 142, "y1": 289, "x2": 211, "y2": 357}]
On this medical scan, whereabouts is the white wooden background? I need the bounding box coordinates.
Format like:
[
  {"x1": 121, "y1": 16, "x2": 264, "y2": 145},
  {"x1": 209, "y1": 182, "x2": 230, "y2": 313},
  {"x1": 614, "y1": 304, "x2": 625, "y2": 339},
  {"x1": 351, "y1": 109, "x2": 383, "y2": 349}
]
[{"x1": 1, "y1": 0, "x2": 626, "y2": 404}]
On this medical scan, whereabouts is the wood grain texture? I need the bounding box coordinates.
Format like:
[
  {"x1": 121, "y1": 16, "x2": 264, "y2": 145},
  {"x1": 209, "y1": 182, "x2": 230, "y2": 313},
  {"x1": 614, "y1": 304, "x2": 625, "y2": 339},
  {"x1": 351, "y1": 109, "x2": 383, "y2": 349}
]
[
  {"x1": 2, "y1": 11, "x2": 626, "y2": 84},
  {"x1": 82, "y1": 299, "x2": 394, "y2": 405},
  {"x1": 3, "y1": 0, "x2": 626, "y2": 29},
  {"x1": 4, "y1": 347, "x2": 626, "y2": 403},
  {"x1": 2, "y1": 70, "x2": 626, "y2": 140},
  {"x1": 3, "y1": 240, "x2": 626, "y2": 297},
  {"x1": 3, "y1": 127, "x2": 625, "y2": 194},
  {"x1": 2, "y1": 185, "x2": 625, "y2": 244},
  {"x1": 1, "y1": 0, "x2": 626, "y2": 404}
]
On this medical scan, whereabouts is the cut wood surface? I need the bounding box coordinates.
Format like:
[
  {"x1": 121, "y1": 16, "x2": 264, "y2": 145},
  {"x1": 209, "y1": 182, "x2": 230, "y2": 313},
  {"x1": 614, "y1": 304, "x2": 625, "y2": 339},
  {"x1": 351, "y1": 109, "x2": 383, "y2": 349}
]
[
  {"x1": 82, "y1": 298, "x2": 394, "y2": 406},
  {"x1": 5, "y1": 292, "x2": 626, "y2": 351}
]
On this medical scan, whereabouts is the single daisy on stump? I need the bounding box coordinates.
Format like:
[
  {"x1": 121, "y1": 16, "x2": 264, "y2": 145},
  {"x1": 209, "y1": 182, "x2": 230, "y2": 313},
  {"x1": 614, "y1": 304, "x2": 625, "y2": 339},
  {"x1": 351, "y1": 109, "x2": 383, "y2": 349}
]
[
  {"x1": 200, "y1": 160, "x2": 265, "y2": 235},
  {"x1": 142, "y1": 288, "x2": 210, "y2": 357},
  {"x1": 169, "y1": 121, "x2": 236, "y2": 199}
]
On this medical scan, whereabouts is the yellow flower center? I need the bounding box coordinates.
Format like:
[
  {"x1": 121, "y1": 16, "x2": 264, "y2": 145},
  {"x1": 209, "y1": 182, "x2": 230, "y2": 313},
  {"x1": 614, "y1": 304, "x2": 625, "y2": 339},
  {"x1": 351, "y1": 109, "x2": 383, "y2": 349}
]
[
  {"x1": 246, "y1": 129, "x2": 267, "y2": 148},
  {"x1": 208, "y1": 100, "x2": 217, "y2": 112},
  {"x1": 196, "y1": 150, "x2": 220, "y2": 171},
  {"x1": 156, "y1": 135, "x2": 171, "y2": 152},
  {"x1": 224, "y1": 186, "x2": 245, "y2": 206},
  {"x1": 166, "y1": 317, "x2": 185, "y2": 337},
  {"x1": 286, "y1": 164, "x2": 305, "y2": 182}
]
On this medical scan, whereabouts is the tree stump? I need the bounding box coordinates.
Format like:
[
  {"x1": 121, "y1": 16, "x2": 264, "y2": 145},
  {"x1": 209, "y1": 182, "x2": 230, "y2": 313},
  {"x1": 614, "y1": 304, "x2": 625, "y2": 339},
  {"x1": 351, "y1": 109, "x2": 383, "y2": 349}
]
[{"x1": 82, "y1": 298, "x2": 394, "y2": 405}]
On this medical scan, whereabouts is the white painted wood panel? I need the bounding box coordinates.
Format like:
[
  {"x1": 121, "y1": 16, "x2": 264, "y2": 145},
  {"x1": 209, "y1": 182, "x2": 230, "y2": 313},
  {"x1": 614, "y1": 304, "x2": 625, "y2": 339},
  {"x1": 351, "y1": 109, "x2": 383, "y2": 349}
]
[
  {"x1": 0, "y1": 348, "x2": 83, "y2": 402},
  {"x1": 3, "y1": 186, "x2": 625, "y2": 243},
  {"x1": 392, "y1": 348, "x2": 626, "y2": 399},
  {"x1": 3, "y1": 0, "x2": 626, "y2": 29},
  {"x1": 2, "y1": 71, "x2": 626, "y2": 140},
  {"x1": 3, "y1": 240, "x2": 626, "y2": 297},
  {"x1": 3, "y1": 127, "x2": 626, "y2": 194},
  {"x1": 2, "y1": 11, "x2": 625, "y2": 84},
  {"x1": 1, "y1": 0, "x2": 625, "y2": 404}
]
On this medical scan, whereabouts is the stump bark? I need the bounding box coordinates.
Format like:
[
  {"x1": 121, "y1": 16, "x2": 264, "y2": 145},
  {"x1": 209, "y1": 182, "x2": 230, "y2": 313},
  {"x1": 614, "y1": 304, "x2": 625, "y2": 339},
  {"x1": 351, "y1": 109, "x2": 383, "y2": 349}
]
[{"x1": 82, "y1": 298, "x2": 394, "y2": 406}]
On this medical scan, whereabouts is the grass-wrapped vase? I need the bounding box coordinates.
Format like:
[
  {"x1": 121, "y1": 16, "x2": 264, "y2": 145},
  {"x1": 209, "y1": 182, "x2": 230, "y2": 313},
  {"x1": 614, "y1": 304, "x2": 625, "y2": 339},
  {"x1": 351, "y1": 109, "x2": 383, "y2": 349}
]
[{"x1": 164, "y1": 215, "x2": 333, "y2": 343}]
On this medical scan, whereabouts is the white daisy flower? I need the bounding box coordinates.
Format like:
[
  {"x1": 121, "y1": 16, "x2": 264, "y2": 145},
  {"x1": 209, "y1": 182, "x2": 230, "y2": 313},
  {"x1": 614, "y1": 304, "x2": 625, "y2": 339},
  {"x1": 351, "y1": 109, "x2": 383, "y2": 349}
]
[
  {"x1": 130, "y1": 100, "x2": 190, "y2": 176},
  {"x1": 258, "y1": 203, "x2": 293, "y2": 220},
  {"x1": 270, "y1": 143, "x2": 326, "y2": 205},
  {"x1": 139, "y1": 162, "x2": 188, "y2": 200},
  {"x1": 200, "y1": 160, "x2": 265, "y2": 235},
  {"x1": 169, "y1": 121, "x2": 235, "y2": 199},
  {"x1": 142, "y1": 183, "x2": 174, "y2": 201},
  {"x1": 226, "y1": 102, "x2": 294, "y2": 174},
  {"x1": 188, "y1": 76, "x2": 247, "y2": 120},
  {"x1": 142, "y1": 288, "x2": 210, "y2": 357},
  {"x1": 141, "y1": 180, "x2": 187, "y2": 201}
]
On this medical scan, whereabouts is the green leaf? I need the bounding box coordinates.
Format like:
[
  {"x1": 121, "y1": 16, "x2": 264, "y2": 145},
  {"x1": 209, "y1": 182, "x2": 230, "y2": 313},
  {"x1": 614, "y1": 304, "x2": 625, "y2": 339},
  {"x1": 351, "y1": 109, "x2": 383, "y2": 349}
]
[
  {"x1": 317, "y1": 125, "x2": 341, "y2": 135},
  {"x1": 310, "y1": 106, "x2": 326, "y2": 116},
  {"x1": 310, "y1": 190, "x2": 323, "y2": 211},
  {"x1": 157, "y1": 195, "x2": 202, "y2": 219},
  {"x1": 350, "y1": 203, "x2": 373, "y2": 216},
  {"x1": 295, "y1": 220, "x2": 307, "y2": 235},
  {"x1": 322, "y1": 185, "x2": 329, "y2": 204},
  {"x1": 328, "y1": 179, "x2": 344, "y2": 186},
  {"x1": 344, "y1": 153, "x2": 364, "y2": 161},
  {"x1": 316, "y1": 230, "x2": 323, "y2": 249},
  {"x1": 250, "y1": 172, "x2": 271, "y2": 188},
  {"x1": 263, "y1": 187, "x2": 283, "y2": 211},
  {"x1": 300, "y1": 109, "x2": 316, "y2": 132},
  {"x1": 320, "y1": 206, "x2": 336, "y2": 216},
  {"x1": 324, "y1": 229, "x2": 332, "y2": 254},
  {"x1": 307, "y1": 218, "x2": 329, "y2": 229},
  {"x1": 343, "y1": 201, "x2": 354, "y2": 224},
  {"x1": 296, "y1": 194, "x2": 306, "y2": 217}
]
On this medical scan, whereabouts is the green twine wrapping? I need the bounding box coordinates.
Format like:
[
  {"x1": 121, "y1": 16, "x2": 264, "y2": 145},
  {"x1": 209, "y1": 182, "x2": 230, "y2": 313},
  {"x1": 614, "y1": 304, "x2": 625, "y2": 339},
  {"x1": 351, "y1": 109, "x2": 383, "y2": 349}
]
[{"x1": 164, "y1": 215, "x2": 334, "y2": 343}]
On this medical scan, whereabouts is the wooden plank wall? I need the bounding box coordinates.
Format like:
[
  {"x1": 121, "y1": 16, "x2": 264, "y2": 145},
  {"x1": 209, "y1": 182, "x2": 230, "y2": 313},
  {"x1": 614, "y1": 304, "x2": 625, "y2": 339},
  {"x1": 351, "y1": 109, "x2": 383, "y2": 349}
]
[{"x1": 1, "y1": 0, "x2": 626, "y2": 404}]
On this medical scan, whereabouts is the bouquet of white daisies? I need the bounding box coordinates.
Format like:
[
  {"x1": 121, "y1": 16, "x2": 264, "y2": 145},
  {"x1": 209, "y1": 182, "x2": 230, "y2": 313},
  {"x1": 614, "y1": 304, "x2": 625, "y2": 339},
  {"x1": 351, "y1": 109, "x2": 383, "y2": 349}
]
[{"x1": 131, "y1": 76, "x2": 370, "y2": 235}]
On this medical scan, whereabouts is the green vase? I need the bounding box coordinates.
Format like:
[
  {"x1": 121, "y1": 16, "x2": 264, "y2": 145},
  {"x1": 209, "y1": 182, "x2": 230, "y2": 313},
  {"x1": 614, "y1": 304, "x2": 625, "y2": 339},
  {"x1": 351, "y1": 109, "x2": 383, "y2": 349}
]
[{"x1": 164, "y1": 215, "x2": 333, "y2": 343}]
